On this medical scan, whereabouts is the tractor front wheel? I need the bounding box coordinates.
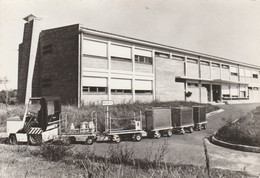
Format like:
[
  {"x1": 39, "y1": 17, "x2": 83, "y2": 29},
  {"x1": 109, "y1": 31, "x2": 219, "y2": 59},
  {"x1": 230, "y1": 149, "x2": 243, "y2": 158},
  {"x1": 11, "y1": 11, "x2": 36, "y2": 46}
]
[
  {"x1": 9, "y1": 134, "x2": 17, "y2": 145},
  {"x1": 86, "y1": 137, "x2": 94, "y2": 145}
]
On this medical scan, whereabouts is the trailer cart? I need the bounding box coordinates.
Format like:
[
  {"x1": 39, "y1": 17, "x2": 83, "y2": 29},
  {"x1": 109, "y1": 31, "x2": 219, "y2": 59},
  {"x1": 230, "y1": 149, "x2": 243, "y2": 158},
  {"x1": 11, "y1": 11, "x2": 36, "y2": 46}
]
[
  {"x1": 59, "y1": 111, "x2": 98, "y2": 145},
  {"x1": 103, "y1": 111, "x2": 147, "y2": 143},
  {"x1": 192, "y1": 106, "x2": 207, "y2": 130},
  {"x1": 145, "y1": 108, "x2": 173, "y2": 138},
  {"x1": 171, "y1": 106, "x2": 194, "y2": 134}
]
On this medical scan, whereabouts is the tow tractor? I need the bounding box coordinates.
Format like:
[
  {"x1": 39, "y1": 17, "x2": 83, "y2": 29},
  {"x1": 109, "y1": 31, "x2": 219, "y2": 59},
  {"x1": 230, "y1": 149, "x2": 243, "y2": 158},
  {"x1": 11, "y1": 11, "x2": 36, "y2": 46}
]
[{"x1": 7, "y1": 97, "x2": 61, "y2": 145}]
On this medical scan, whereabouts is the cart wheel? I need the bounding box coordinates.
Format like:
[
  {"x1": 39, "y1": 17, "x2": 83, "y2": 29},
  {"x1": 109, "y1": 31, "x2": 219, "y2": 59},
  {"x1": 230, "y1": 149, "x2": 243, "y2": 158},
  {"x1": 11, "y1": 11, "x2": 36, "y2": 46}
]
[
  {"x1": 167, "y1": 129, "x2": 173, "y2": 137},
  {"x1": 180, "y1": 129, "x2": 185, "y2": 135},
  {"x1": 202, "y1": 124, "x2": 207, "y2": 130},
  {"x1": 68, "y1": 137, "x2": 76, "y2": 144},
  {"x1": 189, "y1": 127, "x2": 193, "y2": 133},
  {"x1": 9, "y1": 134, "x2": 17, "y2": 145},
  {"x1": 198, "y1": 125, "x2": 202, "y2": 131},
  {"x1": 115, "y1": 136, "x2": 121, "y2": 143},
  {"x1": 86, "y1": 137, "x2": 94, "y2": 145},
  {"x1": 28, "y1": 134, "x2": 42, "y2": 145},
  {"x1": 134, "y1": 134, "x2": 142, "y2": 142},
  {"x1": 154, "y1": 131, "x2": 161, "y2": 139}
]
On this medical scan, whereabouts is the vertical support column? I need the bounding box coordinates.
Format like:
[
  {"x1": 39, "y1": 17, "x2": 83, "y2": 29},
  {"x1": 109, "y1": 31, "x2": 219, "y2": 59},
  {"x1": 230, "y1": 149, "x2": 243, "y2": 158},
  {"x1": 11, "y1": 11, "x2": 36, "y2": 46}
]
[
  {"x1": 198, "y1": 57, "x2": 202, "y2": 103},
  {"x1": 210, "y1": 83, "x2": 213, "y2": 102},
  {"x1": 107, "y1": 40, "x2": 111, "y2": 100},
  {"x1": 229, "y1": 64, "x2": 231, "y2": 81},
  {"x1": 209, "y1": 61, "x2": 212, "y2": 80},
  {"x1": 220, "y1": 63, "x2": 222, "y2": 80},
  {"x1": 184, "y1": 55, "x2": 187, "y2": 76},
  {"x1": 78, "y1": 31, "x2": 83, "y2": 107},
  {"x1": 152, "y1": 48, "x2": 156, "y2": 101},
  {"x1": 132, "y1": 45, "x2": 136, "y2": 102}
]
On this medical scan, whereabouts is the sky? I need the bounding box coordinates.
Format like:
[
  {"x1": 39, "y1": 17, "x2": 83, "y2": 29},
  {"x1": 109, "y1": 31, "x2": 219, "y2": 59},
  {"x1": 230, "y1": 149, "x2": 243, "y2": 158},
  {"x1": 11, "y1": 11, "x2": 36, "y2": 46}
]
[{"x1": 0, "y1": 0, "x2": 260, "y2": 90}]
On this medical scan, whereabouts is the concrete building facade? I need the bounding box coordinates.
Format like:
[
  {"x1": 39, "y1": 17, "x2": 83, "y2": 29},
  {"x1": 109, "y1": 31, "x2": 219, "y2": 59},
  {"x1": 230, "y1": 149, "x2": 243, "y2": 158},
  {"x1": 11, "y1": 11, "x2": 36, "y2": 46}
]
[{"x1": 18, "y1": 15, "x2": 260, "y2": 105}]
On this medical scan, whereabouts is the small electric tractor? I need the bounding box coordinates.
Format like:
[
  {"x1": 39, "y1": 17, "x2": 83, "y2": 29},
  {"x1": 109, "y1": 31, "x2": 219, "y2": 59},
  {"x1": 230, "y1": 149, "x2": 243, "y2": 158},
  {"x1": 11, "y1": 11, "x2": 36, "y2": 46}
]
[{"x1": 7, "y1": 97, "x2": 61, "y2": 145}]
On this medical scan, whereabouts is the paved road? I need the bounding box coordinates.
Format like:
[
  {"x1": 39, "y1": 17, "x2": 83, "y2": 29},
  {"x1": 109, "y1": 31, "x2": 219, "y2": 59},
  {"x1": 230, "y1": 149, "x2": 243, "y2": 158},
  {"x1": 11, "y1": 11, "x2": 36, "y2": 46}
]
[{"x1": 73, "y1": 103, "x2": 260, "y2": 176}]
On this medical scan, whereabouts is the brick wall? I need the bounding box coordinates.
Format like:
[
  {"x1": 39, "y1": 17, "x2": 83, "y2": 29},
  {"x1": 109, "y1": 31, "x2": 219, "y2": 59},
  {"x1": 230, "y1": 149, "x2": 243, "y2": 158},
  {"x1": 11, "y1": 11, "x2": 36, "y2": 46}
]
[
  {"x1": 221, "y1": 68, "x2": 230, "y2": 80},
  {"x1": 81, "y1": 94, "x2": 108, "y2": 105},
  {"x1": 201, "y1": 65, "x2": 210, "y2": 79},
  {"x1": 17, "y1": 21, "x2": 34, "y2": 103},
  {"x1": 32, "y1": 24, "x2": 79, "y2": 105},
  {"x1": 187, "y1": 62, "x2": 199, "y2": 78},
  {"x1": 135, "y1": 63, "x2": 152, "y2": 73},
  {"x1": 211, "y1": 67, "x2": 221, "y2": 79},
  {"x1": 111, "y1": 60, "x2": 132, "y2": 71},
  {"x1": 135, "y1": 94, "x2": 153, "y2": 102},
  {"x1": 155, "y1": 57, "x2": 185, "y2": 101},
  {"x1": 111, "y1": 94, "x2": 133, "y2": 104},
  {"x1": 82, "y1": 56, "x2": 108, "y2": 69}
]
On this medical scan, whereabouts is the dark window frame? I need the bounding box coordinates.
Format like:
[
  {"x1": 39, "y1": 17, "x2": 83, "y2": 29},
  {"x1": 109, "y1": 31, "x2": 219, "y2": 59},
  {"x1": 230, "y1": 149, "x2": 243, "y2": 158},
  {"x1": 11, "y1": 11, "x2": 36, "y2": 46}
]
[
  {"x1": 83, "y1": 86, "x2": 107, "y2": 93},
  {"x1": 134, "y1": 55, "x2": 153, "y2": 65},
  {"x1": 111, "y1": 89, "x2": 132, "y2": 94}
]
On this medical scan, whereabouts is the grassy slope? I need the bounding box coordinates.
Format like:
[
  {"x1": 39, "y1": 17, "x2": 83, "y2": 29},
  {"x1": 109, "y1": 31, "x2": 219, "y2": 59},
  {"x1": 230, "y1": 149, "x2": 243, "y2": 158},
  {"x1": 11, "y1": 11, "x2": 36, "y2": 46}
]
[{"x1": 215, "y1": 106, "x2": 260, "y2": 147}]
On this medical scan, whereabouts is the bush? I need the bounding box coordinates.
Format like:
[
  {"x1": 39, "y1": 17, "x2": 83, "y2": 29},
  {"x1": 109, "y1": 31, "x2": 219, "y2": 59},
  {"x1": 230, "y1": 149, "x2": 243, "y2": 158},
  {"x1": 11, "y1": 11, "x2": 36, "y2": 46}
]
[
  {"x1": 215, "y1": 106, "x2": 260, "y2": 147},
  {"x1": 40, "y1": 141, "x2": 73, "y2": 161}
]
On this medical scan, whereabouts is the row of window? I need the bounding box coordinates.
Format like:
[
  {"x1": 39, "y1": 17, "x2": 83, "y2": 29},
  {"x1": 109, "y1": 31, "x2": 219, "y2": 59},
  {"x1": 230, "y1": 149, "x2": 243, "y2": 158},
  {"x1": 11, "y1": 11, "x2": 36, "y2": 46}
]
[{"x1": 82, "y1": 86, "x2": 152, "y2": 94}]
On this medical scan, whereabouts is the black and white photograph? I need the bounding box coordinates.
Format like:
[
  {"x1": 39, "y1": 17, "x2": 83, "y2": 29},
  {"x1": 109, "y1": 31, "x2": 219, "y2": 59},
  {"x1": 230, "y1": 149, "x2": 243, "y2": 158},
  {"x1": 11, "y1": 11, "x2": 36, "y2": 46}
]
[{"x1": 0, "y1": 0, "x2": 260, "y2": 177}]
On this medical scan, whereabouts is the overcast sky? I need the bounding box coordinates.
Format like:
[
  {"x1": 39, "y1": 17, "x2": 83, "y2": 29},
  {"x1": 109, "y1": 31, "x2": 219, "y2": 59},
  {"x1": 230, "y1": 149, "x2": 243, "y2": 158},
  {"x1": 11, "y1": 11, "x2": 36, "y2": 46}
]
[{"x1": 0, "y1": 0, "x2": 260, "y2": 90}]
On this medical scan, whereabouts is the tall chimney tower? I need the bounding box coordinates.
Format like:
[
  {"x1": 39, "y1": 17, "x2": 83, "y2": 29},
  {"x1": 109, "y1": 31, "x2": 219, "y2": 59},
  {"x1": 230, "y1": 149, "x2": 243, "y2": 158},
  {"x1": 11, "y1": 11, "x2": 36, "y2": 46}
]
[{"x1": 17, "y1": 14, "x2": 41, "y2": 103}]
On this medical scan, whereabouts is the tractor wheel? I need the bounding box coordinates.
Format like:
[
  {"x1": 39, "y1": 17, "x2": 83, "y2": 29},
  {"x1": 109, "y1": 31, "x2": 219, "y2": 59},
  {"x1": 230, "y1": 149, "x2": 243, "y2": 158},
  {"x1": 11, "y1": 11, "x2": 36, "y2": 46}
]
[
  {"x1": 9, "y1": 134, "x2": 17, "y2": 145},
  {"x1": 189, "y1": 127, "x2": 194, "y2": 133},
  {"x1": 167, "y1": 129, "x2": 173, "y2": 137},
  {"x1": 28, "y1": 134, "x2": 42, "y2": 145},
  {"x1": 202, "y1": 124, "x2": 207, "y2": 130},
  {"x1": 180, "y1": 129, "x2": 185, "y2": 135},
  {"x1": 86, "y1": 137, "x2": 94, "y2": 145},
  {"x1": 134, "y1": 134, "x2": 142, "y2": 142}
]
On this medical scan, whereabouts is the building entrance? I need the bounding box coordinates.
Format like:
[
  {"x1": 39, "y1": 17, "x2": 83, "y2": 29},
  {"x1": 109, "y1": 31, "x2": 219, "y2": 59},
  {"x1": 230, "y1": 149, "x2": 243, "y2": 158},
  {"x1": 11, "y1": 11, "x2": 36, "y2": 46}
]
[{"x1": 212, "y1": 85, "x2": 221, "y2": 102}]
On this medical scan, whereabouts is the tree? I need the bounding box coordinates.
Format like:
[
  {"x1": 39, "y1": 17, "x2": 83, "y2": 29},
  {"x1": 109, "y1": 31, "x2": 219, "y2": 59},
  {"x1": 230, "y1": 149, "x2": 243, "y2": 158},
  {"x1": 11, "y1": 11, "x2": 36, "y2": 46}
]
[{"x1": 0, "y1": 76, "x2": 9, "y2": 104}]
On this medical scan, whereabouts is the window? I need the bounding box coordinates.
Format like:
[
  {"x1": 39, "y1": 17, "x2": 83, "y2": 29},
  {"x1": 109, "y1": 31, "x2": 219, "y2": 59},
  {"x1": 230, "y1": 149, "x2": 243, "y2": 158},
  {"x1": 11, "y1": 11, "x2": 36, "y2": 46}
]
[
  {"x1": 135, "y1": 90, "x2": 152, "y2": 94},
  {"x1": 188, "y1": 83, "x2": 198, "y2": 87},
  {"x1": 222, "y1": 64, "x2": 229, "y2": 69},
  {"x1": 111, "y1": 56, "x2": 131, "y2": 62},
  {"x1": 42, "y1": 44, "x2": 53, "y2": 55},
  {"x1": 253, "y1": 74, "x2": 258, "y2": 79},
  {"x1": 200, "y1": 61, "x2": 210, "y2": 66},
  {"x1": 155, "y1": 52, "x2": 170, "y2": 58},
  {"x1": 212, "y1": 63, "x2": 220, "y2": 67},
  {"x1": 172, "y1": 55, "x2": 184, "y2": 61},
  {"x1": 111, "y1": 89, "x2": 132, "y2": 94},
  {"x1": 135, "y1": 55, "x2": 152, "y2": 64},
  {"x1": 42, "y1": 78, "x2": 51, "y2": 88},
  {"x1": 231, "y1": 72, "x2": 238, "y2": 76},
  {"x1": 83, "y1": 86, "x2": 107, "y2": 93},
  {"x1": 187, "y1": 58, "x2": 198, "y2": 64}
]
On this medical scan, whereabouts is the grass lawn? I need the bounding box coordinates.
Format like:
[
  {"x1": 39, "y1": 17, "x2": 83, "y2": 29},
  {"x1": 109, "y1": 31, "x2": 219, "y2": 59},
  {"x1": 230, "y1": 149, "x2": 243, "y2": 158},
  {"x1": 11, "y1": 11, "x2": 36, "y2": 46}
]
[
  {"x1": 215, "y1": 106, "x2": 260, "y2": 147},
  {"x1": 0, "y1": 141, "x2": 255, "y2": 178}
]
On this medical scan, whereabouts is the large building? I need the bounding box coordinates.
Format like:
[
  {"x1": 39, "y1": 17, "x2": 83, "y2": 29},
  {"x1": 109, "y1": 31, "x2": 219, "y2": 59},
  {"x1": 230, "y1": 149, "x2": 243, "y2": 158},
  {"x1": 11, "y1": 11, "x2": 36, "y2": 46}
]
[{"x1": 18, "y1": 15, "x2": 260, "y2": 106}]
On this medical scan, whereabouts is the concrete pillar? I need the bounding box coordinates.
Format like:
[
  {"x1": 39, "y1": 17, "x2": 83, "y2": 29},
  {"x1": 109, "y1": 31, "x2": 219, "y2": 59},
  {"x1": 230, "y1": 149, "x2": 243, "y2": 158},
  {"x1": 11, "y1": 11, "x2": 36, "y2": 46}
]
[
  {"x1": 152, "y1": 48, "x2": 156, "y2": 101},
  {"x1": 132, "y1": 45, "x2": 135, "y2": 102},
  {"x1": 210, "y1": 83, "x2": 213, "y2": 102},
  {"x1": 108, "y1": 40, "x2": 111, "y2": 100}
]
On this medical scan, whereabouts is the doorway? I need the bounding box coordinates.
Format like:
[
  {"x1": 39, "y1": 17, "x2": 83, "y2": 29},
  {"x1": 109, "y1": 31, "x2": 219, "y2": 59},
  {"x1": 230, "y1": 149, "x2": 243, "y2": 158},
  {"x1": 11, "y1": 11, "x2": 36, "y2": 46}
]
[{"x1": 212, "y1": 85, "x2": 221, "y2": 102}]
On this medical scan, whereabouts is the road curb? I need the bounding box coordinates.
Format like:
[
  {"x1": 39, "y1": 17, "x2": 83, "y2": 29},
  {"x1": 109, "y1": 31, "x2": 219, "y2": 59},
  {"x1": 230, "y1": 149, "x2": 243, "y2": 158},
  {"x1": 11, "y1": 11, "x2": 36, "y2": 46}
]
[
  {"x1": 211, "y1": 132, "x2": 260, "y2": 153},
  {"x1": 206, "y1": 109, "x2": 224, "y2": 118}
]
